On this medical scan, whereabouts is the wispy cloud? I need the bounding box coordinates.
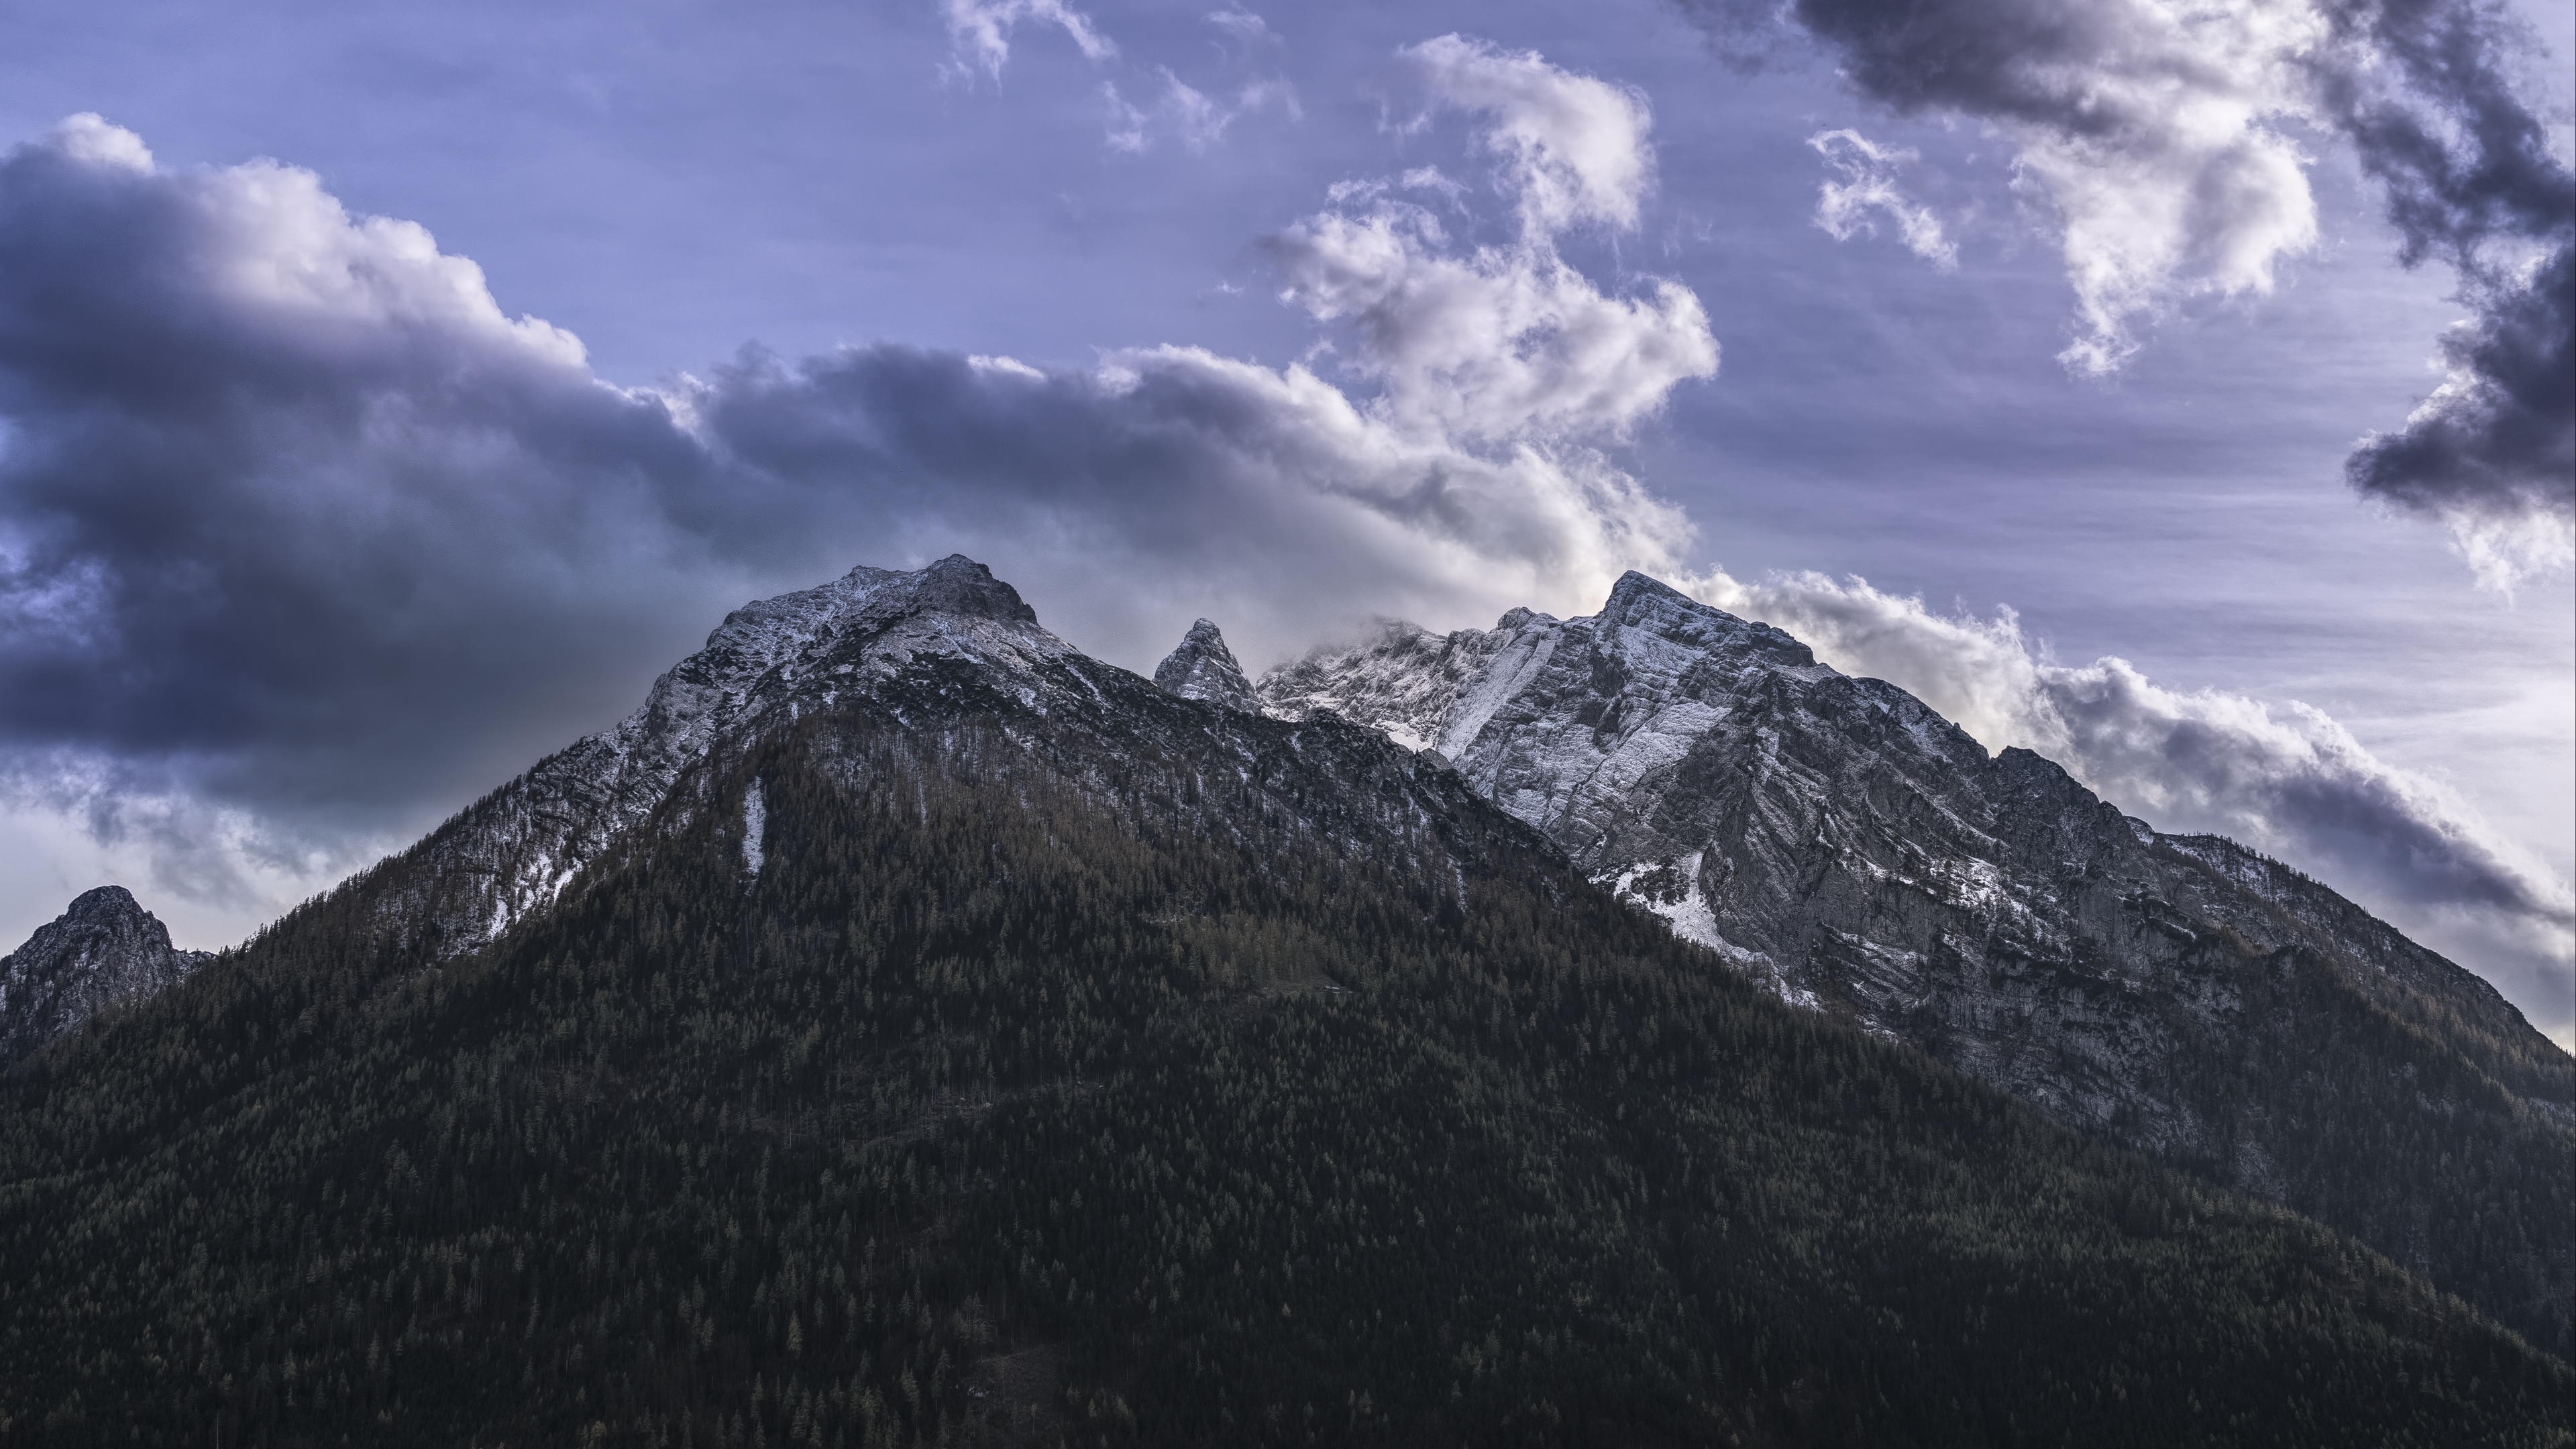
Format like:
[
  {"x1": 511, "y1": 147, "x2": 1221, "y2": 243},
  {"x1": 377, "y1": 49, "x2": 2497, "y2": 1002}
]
[
  {"x1": 1807, "y1": 129, "x2": 1955, "y2": 267},
  {"x1": 939, "y1": 0, "x2": 1116, "y2": 82}
]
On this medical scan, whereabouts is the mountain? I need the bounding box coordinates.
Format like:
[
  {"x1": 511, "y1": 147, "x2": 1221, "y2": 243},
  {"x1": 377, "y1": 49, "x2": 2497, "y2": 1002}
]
[
  {"x1": 1151, "y1": 618, "x2": 1260, "y2": 712},
  {"x1": 1256, "y1": 569, "x2": 2576, "y2": 1355},
  {"x1": 1, "y1": 558, "x2": 2567, "y2": 1446},
  {"x1": 311, "y1": 556, "x2": 1072, "y2": 965},
  {"x1": 0, "y1": 885, "x2": 209, "y2": 1065}
]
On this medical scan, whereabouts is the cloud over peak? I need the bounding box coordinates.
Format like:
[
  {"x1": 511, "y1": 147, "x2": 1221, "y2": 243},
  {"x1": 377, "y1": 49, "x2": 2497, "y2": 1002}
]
[
  {"x1": 1697, "y1": 564, "x2": 2573, "y2": 1042},
  {"x1": 0, "y1": 54, "x2": 1717, "y2": 904}
]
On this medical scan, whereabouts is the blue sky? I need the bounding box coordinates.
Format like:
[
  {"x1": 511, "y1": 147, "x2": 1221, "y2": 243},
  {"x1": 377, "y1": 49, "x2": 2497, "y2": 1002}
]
[{"x1": 1, "y1": 0, "x2": 2569, "y2": 1040}]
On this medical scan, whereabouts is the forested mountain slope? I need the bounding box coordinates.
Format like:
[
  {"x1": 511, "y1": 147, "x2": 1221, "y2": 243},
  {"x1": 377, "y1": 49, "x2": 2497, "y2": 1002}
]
[
  {"x1": 1, "y1": 559, "x2": 2566, "y2": 1446},
  {"x1": 1258, "y1": 571, "x2": 2576, "y2": 1356}
]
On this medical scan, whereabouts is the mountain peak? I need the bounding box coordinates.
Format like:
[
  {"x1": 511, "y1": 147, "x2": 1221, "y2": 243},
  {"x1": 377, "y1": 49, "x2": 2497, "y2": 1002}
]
[
  {"x1": 2, "y1": 884, "x2": 209, "y2": 1065},
  {"x1": 1605, "y1": 570, "x2": 1693, "y2": 608},
  {"x1": 61, "y1": 883, "x2": 146, "y2": 920},
  {"x1": 1153, "y1": 618, "x2": 1259, "y2": 712},
  {"x1": 900, "y1": 554, "x2": 1040, "y2": 625}
]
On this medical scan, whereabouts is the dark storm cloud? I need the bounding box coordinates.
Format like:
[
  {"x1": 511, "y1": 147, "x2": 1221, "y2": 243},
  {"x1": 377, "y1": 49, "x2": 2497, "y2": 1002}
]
[
  {"x1": 1678, "y1": 0, "x2": 2576, "y2": 566},
  {"x1": 0, "y1": 117, "x2": 737, "y2": 841},
  {"x1": 2312, "y1": 0, "x2": 2575, "y2": 565},
  {"x1": 2344, "y1": 244, "x2": 2573, "y2": 558}
]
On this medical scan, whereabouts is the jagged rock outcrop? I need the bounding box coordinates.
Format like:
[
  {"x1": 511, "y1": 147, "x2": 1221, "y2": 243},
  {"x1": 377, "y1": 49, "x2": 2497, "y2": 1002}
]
[
  {"x1": 1258, "y1": 569, "x2": 2575, "y2": 1350},
  {"x1": 1151, "y1": 618, "x2": 1260, "y2": 712},
  {"x1": 0, "y1": 886, "x2": 211, "y2": 1065}
]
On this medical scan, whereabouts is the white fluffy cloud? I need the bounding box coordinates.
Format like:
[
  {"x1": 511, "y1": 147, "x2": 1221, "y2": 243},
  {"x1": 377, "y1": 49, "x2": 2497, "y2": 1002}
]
[
  {"x1": 1759, "y1": 0, "x2": 2328, "y2": 372},
  {"x1": 1397, "y1": 34, "x2": 1657, "y2": 234},
  {"x1": 1264, "y1": 36, "x2": 1718, "y2": 444},
  {"x1": 1696, "y1": 564, "x2": 2575, "y2": 1044}
]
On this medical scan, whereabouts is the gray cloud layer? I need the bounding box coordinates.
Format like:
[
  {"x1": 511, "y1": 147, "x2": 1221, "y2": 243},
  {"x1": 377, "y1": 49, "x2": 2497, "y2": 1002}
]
[{"x1": 1682, "y1": 0, "x2": 2575, "y2": 579}]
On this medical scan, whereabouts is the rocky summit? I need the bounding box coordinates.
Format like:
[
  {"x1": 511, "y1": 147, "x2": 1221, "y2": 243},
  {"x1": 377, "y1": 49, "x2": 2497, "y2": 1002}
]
[{"x1": 0, "y1": 885, "x2": 211, "y2": 1065}]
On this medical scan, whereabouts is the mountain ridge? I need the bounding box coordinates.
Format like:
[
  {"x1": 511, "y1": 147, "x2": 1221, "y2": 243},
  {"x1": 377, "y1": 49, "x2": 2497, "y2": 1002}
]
[{"x1": 3, "y1": 554, "x2": 2565, "y2": 1444}]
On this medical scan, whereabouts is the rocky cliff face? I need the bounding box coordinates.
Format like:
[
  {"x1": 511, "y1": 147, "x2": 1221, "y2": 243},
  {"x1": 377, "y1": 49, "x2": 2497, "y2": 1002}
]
[
  {"x1": 0, "y1": 885, "x2": 211, "y2": 1065},
  {"x1": 1257, "y1": 570, "x2": 2575, "y2": 1349}
]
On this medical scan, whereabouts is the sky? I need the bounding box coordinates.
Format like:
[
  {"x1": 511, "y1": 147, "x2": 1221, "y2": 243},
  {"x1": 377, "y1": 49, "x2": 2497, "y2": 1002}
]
[{"x1": 0, "y1": 0, "x2": 2569, "y2": 1044}]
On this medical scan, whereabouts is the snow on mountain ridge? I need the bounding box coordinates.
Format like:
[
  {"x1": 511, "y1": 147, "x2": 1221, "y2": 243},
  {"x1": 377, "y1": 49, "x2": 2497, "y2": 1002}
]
[
  {"x1": 365, "y1": 555, "x2": 1077, "y2": 958},
  {"x1": 1257, "y1": 569, "x2": 1880, "y2": 871}
]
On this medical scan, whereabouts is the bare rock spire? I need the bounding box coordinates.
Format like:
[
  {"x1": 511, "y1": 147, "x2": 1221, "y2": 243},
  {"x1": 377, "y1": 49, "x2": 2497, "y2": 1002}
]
[{"x1": 1153, "y1": 619, "x2": 1260, "y2": 713}]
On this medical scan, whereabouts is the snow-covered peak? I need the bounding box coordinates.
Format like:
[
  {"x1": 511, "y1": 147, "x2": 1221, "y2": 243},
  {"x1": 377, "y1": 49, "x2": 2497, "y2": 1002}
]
[
  {"x1": 1255, "y1": 570, "x2": 1833, "y2": 773},
  {"x1": 1152, "y1": 619, "x2": 1259, "y2": 712},
  {"x1": 380, "y1": 555, "x2": 1082, "y2": 958},
  {"x1": 1258, "y1": 617, "x2": 1521, "y2": 753},
  {"x1": 617, "y1": 554, "x2": 1062, "y2": 767}
]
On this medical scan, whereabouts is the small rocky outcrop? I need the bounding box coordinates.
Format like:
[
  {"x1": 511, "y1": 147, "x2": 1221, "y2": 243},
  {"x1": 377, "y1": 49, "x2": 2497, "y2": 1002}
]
[{"x1": 1, "y1": 886, "x2": 211, "y2": 1065}]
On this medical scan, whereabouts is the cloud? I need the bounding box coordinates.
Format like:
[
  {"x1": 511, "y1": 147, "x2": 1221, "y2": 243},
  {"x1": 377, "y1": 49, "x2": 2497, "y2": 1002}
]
[
  {"x1": 1104, "y1": 70, "x2": 1298, "y2": 154},
  {"x1": 1264, "y1": 36, "x2": 1719, "y2": 443},
  {"x1": 2314, "y1": 0, "x2": 2576, "y2": 581},
  {"x1": 1396, "y1": 34, "x2": 1658, "y2": 234},
  {"x1": 1676, "y1": 0, "x2": 2575, "y2": 581},
  {"x1": 0, "y1": 66, "x2": 1714, "y2": 911},
  {"x1": 0, "y1": 115, "x2": 737, "y2": 851},
  {"x1": 940, "y1": 0, "x2": 1116, "y2": 82},
  {"x1": 1750, "y1": 0, "x2": 2324, "y2": 372},
  {"x1": 2345, "y1": 246, "x2": 2575, "y2": 588},
  {"x1": 1696, "y1": 565, "x2": 2575, "y2": 1042},
  {"x1": 1807, "y1": 129, "x2": 1957, "y2": 267},
  {"x1": 1095, "y1": 11, "x2": 1297, "y2": 154},
  {"x1": 1204, "y1": 8, "x2": 1277, "y2": 48}
]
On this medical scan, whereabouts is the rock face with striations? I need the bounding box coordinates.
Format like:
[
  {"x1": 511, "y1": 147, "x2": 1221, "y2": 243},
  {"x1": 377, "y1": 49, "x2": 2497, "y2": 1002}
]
[
  {"x1": 1258, "y1": 569, "x2": 2575, "y2": 1352},
  {"x1": 1151, "y1": 618, "x2": 1260, "y2": 712},
  {"x1": 1, "y1": 886, "x2": 211, "y2": 1065}
]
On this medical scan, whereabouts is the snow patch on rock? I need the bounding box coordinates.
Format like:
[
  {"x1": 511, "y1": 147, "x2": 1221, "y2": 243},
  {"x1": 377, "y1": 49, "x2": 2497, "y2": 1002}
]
[{"x1": 742, "y1": 779, "x2": 767, "y2": 877}]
